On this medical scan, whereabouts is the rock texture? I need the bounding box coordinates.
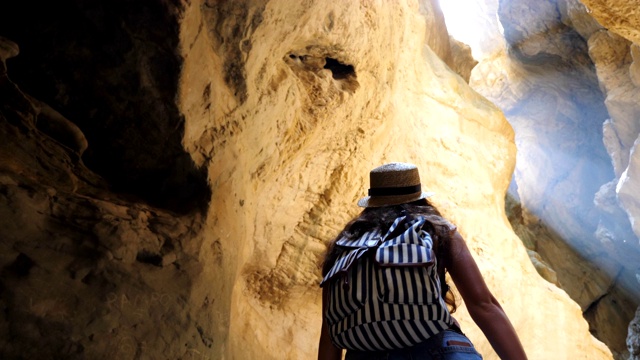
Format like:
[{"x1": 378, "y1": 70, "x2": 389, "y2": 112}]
[
  {"x1": 0, "y1": 0, "x2": 625, "y2": 359},
  {"x1": 0, "y1": 2, "x2": 213, "y2": 359},
  {"x1": 579, "y1": 0, "x2": 640, "y2": 45},
  {"x1": 630, "y1": 307, "x2": 640, "y2": 360},
  {"x1": 180, "y1": 0, "x2": 610, "y2": 359},
  {"x1": 446, "y1": 0, "x2": 640, "y2": 357}
]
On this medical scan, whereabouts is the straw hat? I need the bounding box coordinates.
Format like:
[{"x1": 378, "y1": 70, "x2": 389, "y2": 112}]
[{"x1": 357, "y1": 162, "x2": 434, "y2": 208}]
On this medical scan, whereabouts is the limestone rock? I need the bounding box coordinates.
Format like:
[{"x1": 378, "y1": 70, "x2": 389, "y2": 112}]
[
  {"x1": 180, "y1": 0, "x2": 612, "y2": 358},
  {"x1": 618, "y1": 138, "x2": 640, "y2": 239},
  {"x1": 449, "y1": 36, "x2": 479, "y2": 83},
  {"x1": 0, "y1": 54, "x2": 209, "y2": 359},
  {"x1": 0, "y1": 0, "x2": 627, "y2": 359},
  {"x1": 588, "y1": 28, "x2": 640, "y2": 336},
  {"x1": 631, "y1": 44, "x2": 640, "y2": 87},
  {"x1": 559, "y1": 0, "x2": 603, "y2": 40},
  {"x1": 589, "y1": 31, "x2": 640, "y2": 170},
  {"x1": 0, "y1": 36, "x2": 19, "y2": 61},
  {"x1": 579, "y1": 0, "x2": 640, "y2": 44},
  {"x1": 461, "y1": 0, "x2": 639, "y2": 357},
  {"x1": 28, "y1": 96, "x2": 89, "y2": 156},
  {"x1": 527, "y1": 250, "x2": 558, "y2": 285},
  {"x1": 629, "y1": 306, "x2": 640, "y2": 360},
  {"x1": 0, "y1": 0, "x2": 210, "y2": 213}
]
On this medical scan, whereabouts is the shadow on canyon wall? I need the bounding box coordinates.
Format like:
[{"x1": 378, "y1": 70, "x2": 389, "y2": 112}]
[{"x1": 0, "y1": 0, "x2": 210, "y2": 214}]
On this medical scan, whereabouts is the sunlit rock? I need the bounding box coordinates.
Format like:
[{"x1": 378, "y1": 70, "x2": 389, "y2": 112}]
[
  {"x1": 559, "y1": 0, "x2": 603, "y2": 40},
  {"x1": 579, "y1": 0, "x2": 640, "y2": 45},
  {"x1": 443, "y1": 0, "x2": 640, "y2": 357},
  {"x1": 526, "y1": 249, "x2": 558, "y2": 285},
  {"x1": 618, "y1": 141, "x2": 640, "y2": 238},
  {"x1": 178, "y1": 0, "x2": 612, "y2": 358},
  {"x1": 589, "y1": 31, "x2": 640, "y2": 171},
  {"x1": 449, "y1": 36, "x2": 479, "y2": 82},
  {"x1": 0, "y1": 0, "x2": 630, "y2": 359}
]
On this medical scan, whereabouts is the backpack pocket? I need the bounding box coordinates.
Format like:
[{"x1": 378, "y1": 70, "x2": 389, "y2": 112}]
[
  {"x1": 374, "y1": 217, "x2": 439, "y2": 305},
  {"x1": 325, "y1": 256, "x2": 371, "y2": 327},
  {"x1": 376, "y1": 263, "x2": 438, "y2": 305}
]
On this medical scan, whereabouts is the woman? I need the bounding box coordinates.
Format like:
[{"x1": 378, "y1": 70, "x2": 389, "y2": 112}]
[{"x1": 318, "y1": 163, "x2": 527, "y2": 360}]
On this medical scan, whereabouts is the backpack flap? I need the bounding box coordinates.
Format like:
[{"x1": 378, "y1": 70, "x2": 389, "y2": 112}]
[
  {"x1": 375, "y1": 216, "x2": 435, "y2": 266},
  {"x1": 320, "y1": 230, "x2": 382, "y2": 287}
]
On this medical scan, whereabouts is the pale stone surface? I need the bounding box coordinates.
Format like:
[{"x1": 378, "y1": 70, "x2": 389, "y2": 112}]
[
  {"x1": 449, "y1": 36, "x2": 479, "y2": 83},
  {"x1": 579, "y1": 4, "x2": 640, "y2": 266},
  {"x1": 559, "y1": 0, "x2": 603, "y2": 40},
  {"x1": 452, "y1": 0, "x2": 640, "y2": 357},
  {"x1": 179, "y1": 0, "x2": 612, "y2": 359},
  {"x1": 618, "y1": 138, "x2": 640, "y2": 239},
  {"x1": 589, "y1": 30, "x2": 640, "y2": 173},
  {"x1": 579, "y1": 0, "x2": 640, "y2": 44},
  {"x1": 587, "y1": 29, "x2": 640, "y2": 339}
]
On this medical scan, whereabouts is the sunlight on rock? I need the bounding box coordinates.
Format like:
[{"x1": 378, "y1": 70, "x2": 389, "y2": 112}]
[{"x1": 0, "y1": 0, "x2": 638, "y2": 359}]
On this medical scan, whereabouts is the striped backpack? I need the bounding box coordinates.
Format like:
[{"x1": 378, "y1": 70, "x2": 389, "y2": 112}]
[{"x1": 320, "y1": 215, "x2": 454, "y2": 351}]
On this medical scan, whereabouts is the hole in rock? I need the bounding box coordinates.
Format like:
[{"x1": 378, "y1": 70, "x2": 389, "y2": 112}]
[
  {"x1": 136, "y1": 251, "x2": 163, "y2": 267},
  {"x1": 323, "y1": 57, "x2": 355, "y2": 80},
  {"x1": 7, "y1": 253, "x2": 35, "y2": 277}
]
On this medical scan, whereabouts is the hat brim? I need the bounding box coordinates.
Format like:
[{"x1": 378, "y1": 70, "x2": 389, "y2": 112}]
[{"x1": 357, "y1": 191, "x2": 435, "y2": 208}]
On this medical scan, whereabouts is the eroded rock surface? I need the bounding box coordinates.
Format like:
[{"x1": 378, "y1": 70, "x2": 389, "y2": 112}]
[
  {"x1": 630, "y1": 306, "x2": 640, "y2": 360},
  {"x1": 449, "y1": 0, "x2": 640, "y2": 357},
  {"x1": 579, "y1": 0, "x2": 640, "y2": 44},
  {"x1": 180, "y1": 0, "x2": 611, "y2": 359},
  {"x1": 0, "y1": 44, "x2": 210, "y2": 359},
  {"x1": 0, "y1": 2, "x2": 213, "y2": 359},
  {"x1": 0, "y1": 0, "x2": 625, "y2": 359}
]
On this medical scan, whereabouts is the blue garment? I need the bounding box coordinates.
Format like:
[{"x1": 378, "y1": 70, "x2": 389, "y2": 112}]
[{"x1": 345, "y1": 330, "x2": 483, "y2": 360}]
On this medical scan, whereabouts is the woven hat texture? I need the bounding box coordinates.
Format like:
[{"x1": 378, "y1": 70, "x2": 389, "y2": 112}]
[{"x1": 357, "y1": 162, "x2": 434, "y2": 208}]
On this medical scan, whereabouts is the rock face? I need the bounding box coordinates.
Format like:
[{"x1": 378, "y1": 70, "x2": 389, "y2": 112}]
[
  {"x1": 446, "y1": 0, "x2": 640, "y2": 357},
  {"x1": 579, "y1": 0, "x2": 640, "y2": 45},
  {"x1": 180, "y1": 0, "x2": 609, "y2": 359},
  {"x1": 0, "y1": 0, "x2": 622, "y2": 359},
  {"x1": 630, "y1": 307, "x2": 640, "y2": 360},
  {"x1": 0, "y1": 2, "x2": 213, "y2": 359}
]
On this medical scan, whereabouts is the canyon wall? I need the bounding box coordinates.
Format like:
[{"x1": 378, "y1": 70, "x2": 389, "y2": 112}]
[
  {"x1": 0, "y1": 0, "x2": 633, "y2": 359},
  {"x1": 440, "y1": 0, "x2": 640, "y2": 357},
  {"x1": 179, "y1": 0, "x2": 610, "y2": 358}
]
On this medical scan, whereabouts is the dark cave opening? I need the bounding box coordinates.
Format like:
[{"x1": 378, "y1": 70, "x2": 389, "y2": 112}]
[
  {"x1": 324, "y1": 57, "x2": 356, "y2": 80},
  {"x1": 0, "y1": 0, "x2": 211, "y2": 214}
]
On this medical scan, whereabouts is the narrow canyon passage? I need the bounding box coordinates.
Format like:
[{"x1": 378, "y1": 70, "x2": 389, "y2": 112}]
[{"x1": 0, "y1": 0, "x2": 638, "y2": 359}]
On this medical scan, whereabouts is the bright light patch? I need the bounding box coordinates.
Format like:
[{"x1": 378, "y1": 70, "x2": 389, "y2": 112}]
[{"x1": 437, "y1": 0, "x2": 496, "y2": 59}]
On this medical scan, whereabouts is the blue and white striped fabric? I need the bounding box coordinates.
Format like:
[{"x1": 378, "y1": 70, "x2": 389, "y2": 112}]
[{"x1": 321, "y1": 216, "x2": 453, "y2": 351}]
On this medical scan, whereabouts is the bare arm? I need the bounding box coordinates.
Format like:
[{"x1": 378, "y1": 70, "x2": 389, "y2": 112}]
[
  {"x1": 446, "y1": 231, "x2": 528, "y2": 360},
  {"x1": 318, "y1": 287, "x2": 343, "y2": 360}
]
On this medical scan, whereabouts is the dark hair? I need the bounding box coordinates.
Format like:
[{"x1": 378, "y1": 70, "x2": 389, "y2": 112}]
[{"x1": 322, "y1": 198, "x2": 458, "y2": 313}]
